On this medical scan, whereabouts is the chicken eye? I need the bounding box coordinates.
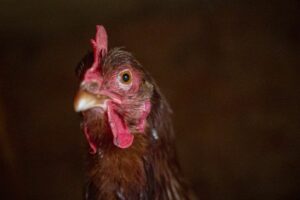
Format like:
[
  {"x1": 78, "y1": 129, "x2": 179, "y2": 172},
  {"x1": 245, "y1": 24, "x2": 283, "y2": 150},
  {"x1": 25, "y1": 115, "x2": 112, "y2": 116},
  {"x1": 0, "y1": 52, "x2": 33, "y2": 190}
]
[
  {"x1": 122, "y1": 73, "x2": 130, "y2": 82},
  {"x1": 119, "y1": 70, "x2": 132, "y2": 85}
]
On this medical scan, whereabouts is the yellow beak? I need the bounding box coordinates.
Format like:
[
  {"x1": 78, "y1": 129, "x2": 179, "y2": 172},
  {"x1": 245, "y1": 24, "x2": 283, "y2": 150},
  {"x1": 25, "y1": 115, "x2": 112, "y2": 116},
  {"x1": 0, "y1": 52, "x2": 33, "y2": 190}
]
[{"x1": 74, "y1": 89, "x2": 109, "y2": 112}]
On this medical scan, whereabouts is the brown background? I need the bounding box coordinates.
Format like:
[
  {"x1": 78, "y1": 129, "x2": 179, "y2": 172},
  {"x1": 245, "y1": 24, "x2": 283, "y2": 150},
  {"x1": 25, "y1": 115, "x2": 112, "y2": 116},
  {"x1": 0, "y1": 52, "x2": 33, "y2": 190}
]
[{"x1": 0, "y1": 0, "x2": 299, "y2": 199}]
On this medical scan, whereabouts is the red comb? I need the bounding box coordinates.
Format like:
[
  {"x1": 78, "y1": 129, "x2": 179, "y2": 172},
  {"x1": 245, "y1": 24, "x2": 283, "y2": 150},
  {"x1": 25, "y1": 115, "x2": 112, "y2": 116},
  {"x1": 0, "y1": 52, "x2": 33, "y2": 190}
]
[{"x1": 89, "y1": 25, "x2": 108, "y2": 73}]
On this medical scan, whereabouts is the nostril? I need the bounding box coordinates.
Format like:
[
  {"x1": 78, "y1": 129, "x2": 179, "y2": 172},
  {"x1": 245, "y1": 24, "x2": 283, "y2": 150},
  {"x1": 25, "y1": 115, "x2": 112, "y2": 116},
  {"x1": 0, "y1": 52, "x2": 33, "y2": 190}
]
[
  {"x1": 90, "y1": 82, "x2": 99, "y2": 89},
  {"x1": 81, "y1": 81, "x2": 100, "y2": 93},
  {"x1": 88, "y1": 82, "x2": 100, "y2": 92}
]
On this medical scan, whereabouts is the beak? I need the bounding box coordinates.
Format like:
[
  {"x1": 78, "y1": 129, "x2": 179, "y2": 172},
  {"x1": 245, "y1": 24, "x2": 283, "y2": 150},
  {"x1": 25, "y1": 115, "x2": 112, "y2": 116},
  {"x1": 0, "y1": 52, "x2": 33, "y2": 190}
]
[{"x1": 74, "y1": 89, "x2": 109, "y2": 112}]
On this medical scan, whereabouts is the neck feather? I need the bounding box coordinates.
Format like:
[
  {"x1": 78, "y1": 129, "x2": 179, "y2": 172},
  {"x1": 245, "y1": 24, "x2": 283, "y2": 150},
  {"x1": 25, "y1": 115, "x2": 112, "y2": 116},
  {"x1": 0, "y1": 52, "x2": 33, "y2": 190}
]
[{"x1": 85, "y1": 88, "x2": 190, "y2": 199}]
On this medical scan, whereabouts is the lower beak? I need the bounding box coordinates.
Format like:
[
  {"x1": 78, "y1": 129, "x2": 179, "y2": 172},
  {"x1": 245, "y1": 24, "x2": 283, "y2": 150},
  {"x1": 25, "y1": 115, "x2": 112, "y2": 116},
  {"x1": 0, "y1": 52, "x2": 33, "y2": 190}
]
[{"x1": 74, "y1": 89, "x2": 109, "y2": 112}]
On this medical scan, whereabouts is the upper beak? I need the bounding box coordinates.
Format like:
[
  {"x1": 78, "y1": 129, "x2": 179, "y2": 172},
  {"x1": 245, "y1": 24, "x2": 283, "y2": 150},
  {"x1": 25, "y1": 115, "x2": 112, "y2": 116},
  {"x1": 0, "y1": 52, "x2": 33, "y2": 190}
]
[{"x1": 74, "y1": 89, "x2": 109, "y2": 112}]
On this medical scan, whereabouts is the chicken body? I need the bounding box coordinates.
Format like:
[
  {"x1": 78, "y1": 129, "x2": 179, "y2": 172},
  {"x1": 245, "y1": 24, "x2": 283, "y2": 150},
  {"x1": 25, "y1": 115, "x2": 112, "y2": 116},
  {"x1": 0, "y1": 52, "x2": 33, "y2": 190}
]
[{"x1": 74, "y1": 25, "x2": 194, "y2": 200}]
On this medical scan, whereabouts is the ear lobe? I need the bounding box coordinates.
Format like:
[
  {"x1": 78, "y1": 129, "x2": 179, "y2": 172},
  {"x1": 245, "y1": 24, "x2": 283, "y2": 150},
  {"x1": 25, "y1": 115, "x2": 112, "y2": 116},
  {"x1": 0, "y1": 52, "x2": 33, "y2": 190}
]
[
  {"x1": 144, "y1": 81, "x2": 154, "y2": 94},
  {"x1": 137, "y1": 101, "x2": 151, "y2": 133}
]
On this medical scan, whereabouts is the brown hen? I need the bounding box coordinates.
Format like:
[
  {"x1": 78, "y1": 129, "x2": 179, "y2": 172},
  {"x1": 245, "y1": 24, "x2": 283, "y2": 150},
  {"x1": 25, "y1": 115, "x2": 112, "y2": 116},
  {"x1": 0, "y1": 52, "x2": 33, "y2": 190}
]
[{"x1": 74, "y1": 25, "x2": 195, "y2": 200}]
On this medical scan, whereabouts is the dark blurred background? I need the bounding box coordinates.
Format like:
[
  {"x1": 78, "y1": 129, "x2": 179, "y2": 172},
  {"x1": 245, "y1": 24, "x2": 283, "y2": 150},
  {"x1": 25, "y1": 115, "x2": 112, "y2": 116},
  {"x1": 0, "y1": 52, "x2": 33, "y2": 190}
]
[{"x1": 0, "y1": 0, "x2": 299, "y2": 199}]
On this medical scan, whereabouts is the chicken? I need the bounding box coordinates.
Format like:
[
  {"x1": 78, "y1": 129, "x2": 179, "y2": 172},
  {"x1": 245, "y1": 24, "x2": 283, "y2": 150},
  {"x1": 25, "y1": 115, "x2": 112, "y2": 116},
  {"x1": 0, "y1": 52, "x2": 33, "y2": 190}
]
[{"x1": 74, "y1": 25, "x2": 194, "y2": 200}]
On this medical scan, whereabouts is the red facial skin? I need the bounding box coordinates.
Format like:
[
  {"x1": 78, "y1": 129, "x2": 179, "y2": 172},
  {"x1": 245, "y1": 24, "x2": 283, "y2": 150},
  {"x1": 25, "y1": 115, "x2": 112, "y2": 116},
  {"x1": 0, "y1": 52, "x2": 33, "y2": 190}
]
[{"x1": 79, "y1": 26, "x2": 151, "y2": 152}]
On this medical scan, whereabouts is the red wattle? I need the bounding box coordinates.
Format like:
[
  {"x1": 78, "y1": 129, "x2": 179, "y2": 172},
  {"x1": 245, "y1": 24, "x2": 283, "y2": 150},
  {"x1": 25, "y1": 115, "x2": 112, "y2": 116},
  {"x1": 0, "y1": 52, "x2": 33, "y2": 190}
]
[{"x1": 107, "y1": 102, "x2": 134, "y2": 149}]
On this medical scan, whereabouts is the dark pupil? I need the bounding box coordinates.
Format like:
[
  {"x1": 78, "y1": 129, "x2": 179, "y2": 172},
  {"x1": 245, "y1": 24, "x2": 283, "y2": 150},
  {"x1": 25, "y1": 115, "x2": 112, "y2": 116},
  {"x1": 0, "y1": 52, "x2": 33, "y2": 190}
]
[{"x1": 122, "y1": 73, "x2": 130, "y2": 82}]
